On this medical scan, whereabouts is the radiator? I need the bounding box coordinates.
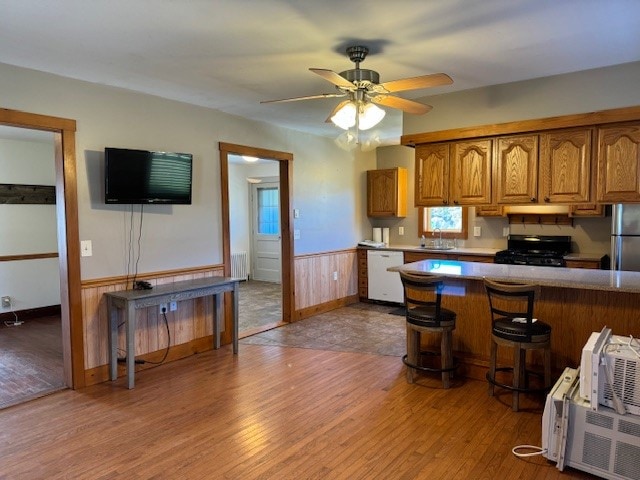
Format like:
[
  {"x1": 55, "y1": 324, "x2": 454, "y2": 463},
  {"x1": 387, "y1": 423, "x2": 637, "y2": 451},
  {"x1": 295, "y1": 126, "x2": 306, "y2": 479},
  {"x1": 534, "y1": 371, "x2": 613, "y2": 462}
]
[{"x1": 231, "y1": 252, "x2": 248, "y2": 280}]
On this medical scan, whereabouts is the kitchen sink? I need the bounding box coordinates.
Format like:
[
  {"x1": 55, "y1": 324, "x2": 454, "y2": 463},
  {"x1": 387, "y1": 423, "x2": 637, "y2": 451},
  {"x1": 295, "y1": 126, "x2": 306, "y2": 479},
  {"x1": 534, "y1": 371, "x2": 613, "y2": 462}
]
[{"x1": 419, "y1": 244, "x2": 455, "y2": 251}]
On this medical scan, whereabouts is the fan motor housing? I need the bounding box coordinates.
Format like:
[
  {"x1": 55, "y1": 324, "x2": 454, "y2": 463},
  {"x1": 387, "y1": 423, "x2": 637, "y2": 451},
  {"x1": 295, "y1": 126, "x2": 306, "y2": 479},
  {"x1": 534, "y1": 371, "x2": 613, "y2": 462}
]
[{"x1": 339, "y1": 68, "x2": 379, "y2": 86}]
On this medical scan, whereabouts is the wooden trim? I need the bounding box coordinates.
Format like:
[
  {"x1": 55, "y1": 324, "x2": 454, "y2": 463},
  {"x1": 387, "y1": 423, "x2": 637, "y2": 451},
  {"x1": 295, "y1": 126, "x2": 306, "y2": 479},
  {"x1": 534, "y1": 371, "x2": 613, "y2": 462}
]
[
  {"x1": 80, "y1": 264, "x2": 224, "y2": 288},
  {"x1": 294, "y1": 295, "x2": 359, "y2": 321},
  {"x1": 83, "y1": 335, "x2": 217, "y2": 387},
  {"x1": 0, "y1": 304, "x2": 61, "y2": 322},
  {"x1": 218, "y1": 142, "x2": 295, "y2": 330},
  {"x1": 294, "y1": 248, "x2": 357, "y2": 260},
  {"x1": 401, "y1": 105, "x2": 640, "y2": 145},
  {"x1": 0, "y1": 108, "x2": 82, "y2": 390},
  {"x1": 0, "y1": 252, "x2": 58, "y2": 262}
]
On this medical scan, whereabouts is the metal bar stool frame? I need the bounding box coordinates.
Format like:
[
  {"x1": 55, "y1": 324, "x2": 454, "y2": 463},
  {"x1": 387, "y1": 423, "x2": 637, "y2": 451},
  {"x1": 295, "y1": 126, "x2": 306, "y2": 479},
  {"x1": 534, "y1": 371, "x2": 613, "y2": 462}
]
[
  {"x1": 400, "y1": 271, "x2": 458, "y2": 389},
  {"x1": 483, "y1": 278, "x2": 552, "y2": 411}
]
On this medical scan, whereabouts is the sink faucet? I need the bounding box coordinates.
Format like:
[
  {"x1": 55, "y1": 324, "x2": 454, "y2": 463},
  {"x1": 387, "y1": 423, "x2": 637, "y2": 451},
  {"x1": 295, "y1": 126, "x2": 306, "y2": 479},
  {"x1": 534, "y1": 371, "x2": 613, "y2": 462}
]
[{"x1": 433, "y1": 228, "x2": 442, "y2": 247}]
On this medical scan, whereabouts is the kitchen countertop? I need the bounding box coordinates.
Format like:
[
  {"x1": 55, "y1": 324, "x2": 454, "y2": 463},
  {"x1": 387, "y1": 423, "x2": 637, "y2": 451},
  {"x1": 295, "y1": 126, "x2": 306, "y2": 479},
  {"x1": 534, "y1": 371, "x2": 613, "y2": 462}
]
[
  {"x1": 394, "y1": 259, "x2": 640, "y2": 293},
  {"x1": 359, "y1": 244, "x2": 499, "y2": 256}
]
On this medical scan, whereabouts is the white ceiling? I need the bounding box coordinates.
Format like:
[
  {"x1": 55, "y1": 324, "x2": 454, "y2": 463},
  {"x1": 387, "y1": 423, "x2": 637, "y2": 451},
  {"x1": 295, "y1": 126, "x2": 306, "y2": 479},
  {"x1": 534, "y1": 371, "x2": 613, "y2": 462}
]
[{"x1": 2, "y1": 0, "x2": 640, "y2": 144}]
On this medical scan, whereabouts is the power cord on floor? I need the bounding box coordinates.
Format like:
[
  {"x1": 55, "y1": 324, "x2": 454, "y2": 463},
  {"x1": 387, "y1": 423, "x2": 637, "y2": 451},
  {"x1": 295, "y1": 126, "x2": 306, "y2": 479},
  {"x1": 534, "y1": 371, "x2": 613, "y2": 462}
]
[
  {"x1": 4, "y1": 311, "x2": 23, "y2": 327},
  {"x1": 511, "y1": 445, "x2": 547, "y2": 458},
  {"x1": 116, "y1": 307, "x2": 171, "y2": 366}
]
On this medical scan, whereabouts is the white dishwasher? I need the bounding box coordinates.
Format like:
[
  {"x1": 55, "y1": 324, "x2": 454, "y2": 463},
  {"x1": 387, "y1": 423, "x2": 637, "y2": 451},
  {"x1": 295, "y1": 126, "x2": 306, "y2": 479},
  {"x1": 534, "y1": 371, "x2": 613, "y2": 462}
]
[{"x1": 367, "y1": 250, "x2": 405, "y2": 304}]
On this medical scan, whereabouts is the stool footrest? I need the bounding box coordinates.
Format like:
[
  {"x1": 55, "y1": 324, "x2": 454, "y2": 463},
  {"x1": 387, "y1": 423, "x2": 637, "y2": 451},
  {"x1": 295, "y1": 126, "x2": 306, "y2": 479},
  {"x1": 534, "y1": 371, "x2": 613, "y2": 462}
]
[
  {"x1": 402, "y1": 352, "x2": 458, "y2": 374},
  {"x1": 486, "y1": 367, "x2": 550, "y2": 393}
]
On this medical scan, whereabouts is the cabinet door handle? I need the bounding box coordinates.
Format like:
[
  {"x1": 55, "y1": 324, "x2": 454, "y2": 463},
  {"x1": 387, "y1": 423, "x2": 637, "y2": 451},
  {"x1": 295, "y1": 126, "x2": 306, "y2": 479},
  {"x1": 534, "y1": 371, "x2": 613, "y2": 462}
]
[
  {"x1": 544, "y1": 197, "x2": 550, "y2": 202},
  {"x1": 530, "y1": 197, "x2": 536, "y2": 202},
  {"x1": 442, "y1": 200, "x2": 448, "y2": 205}
]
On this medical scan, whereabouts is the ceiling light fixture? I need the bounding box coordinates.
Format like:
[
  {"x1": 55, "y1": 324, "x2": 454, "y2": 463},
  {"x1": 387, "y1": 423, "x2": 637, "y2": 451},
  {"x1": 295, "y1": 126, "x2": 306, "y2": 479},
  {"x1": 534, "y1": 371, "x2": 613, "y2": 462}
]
[
  {"x1": 242, "y1": 155, "x2": 259, "y2": 163},
  {"x1": 330, "y1": 101, "x2": 385, "y2": 131}
]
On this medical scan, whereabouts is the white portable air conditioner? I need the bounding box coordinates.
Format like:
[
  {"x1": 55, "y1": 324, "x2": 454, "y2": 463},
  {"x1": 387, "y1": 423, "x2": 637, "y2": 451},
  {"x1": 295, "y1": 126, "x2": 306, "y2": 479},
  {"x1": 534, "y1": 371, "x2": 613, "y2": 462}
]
[
  {"x1": 543, "y1": 368, "x2": 640, "y2": 480},
  {"x1": 580, "y1": 327, "x2": 640, "y2": 415}
]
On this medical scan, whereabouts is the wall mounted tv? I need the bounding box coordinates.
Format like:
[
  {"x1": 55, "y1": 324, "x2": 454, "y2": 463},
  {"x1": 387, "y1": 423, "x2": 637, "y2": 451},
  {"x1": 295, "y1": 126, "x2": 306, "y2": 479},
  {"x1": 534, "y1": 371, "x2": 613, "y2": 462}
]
[{"x1": 104, "y1": 147, "x2": 193, "y2": 204}]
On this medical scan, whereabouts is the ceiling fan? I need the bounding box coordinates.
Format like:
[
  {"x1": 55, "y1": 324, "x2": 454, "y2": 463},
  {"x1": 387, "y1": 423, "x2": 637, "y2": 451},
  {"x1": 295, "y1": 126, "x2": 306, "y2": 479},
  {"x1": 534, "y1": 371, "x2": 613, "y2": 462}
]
[{"x1": 261, "y1": 45, "x2": 453, "y2": 131}]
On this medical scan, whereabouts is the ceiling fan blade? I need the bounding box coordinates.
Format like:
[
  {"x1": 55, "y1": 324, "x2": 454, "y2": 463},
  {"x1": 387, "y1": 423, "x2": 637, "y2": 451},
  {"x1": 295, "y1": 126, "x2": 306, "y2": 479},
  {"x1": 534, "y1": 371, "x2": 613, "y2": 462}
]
[
  {"x1": 377, "y1": 73, "x2": 453, "y2": 93},
  {"x1": 371, "y1": 95, "x2": 432, "y2": 114},
  {"x1": 261, "y1": 92, "x2": 346, "y2": 104},
  {"x1": 310, "y1": 68, "x2": 356, "y2": 89},
  {"x1": 325, "y1": 100, "x2": 352, "y2": 123}
]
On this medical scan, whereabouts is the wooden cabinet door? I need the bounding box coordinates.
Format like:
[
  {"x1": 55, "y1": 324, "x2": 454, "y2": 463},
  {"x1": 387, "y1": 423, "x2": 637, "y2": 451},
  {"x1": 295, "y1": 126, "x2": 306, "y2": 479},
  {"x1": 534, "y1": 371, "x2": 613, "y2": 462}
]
[
  {"x1": 367, "y1": 168, "x2": 407, "y2": 217},
  {"x1": 539, "y1": 128, "x2": 592, "y2": 203},
  {"x1": 415, "y1": 143, "x2": 450, "y2": 206},
  {"x1": 450, "y1": 139, "x2": 492, "y2": 205},
  {"x1": 597, "y1": 124, "x2": 640, "y2": 202},
  {"x1": 496, "y1": 135, "x2": 539, "y2": 204},
  {"x1": 569, "y1": 203, "x2": 605, "y2": 217}
]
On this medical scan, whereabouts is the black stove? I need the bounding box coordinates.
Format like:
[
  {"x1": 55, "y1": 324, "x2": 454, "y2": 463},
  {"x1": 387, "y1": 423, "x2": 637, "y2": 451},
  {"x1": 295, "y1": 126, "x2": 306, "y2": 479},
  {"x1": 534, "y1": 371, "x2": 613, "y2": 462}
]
[{"x1": 494, "y1": 235, "x2": 571, "y2": 267}]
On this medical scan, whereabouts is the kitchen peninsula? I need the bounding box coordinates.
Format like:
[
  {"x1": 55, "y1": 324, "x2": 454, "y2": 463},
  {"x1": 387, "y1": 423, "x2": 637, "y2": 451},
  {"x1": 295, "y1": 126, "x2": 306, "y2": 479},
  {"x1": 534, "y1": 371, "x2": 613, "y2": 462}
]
[{"x1": 393, "y1": 259, "x2": 640, "y2": 380}]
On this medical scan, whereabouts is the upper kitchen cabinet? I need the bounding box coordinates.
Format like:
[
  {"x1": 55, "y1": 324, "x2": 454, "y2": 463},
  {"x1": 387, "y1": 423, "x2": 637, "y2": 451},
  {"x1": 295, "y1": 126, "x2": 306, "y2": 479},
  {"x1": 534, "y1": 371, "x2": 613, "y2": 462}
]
[
  {"x1": 596, "y1": 123, "x2": 640, "y2": 203},
  {"x1": 415, "y1": 140, "x2": 492, "y2": 206},
  {"x1": 367, "y1": 167, "x2": 407, "y2": 217},
  {"x1": 495, "y1": 134, "x2": 539, "y2": 204},
  {"x1": 539, "y1": 128, "x2": 593, "y2": 203},
  {"x1": 450, "y1": 139, "x2": 492, "y2": 205},
  {"x1": 415, "y1": 143, "x2": 449, "y2": 206}
]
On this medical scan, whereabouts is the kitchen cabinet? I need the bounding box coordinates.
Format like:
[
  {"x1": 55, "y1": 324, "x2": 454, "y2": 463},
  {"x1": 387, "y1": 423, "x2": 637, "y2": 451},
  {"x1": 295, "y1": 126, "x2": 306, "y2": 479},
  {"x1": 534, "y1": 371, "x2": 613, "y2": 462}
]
[
  {"x1": 415, "y1": 140, "x2": 492, "y2": 206},
  {"x1": 539, "y1": 128, "x2": 593, "y2": 203},
  {"x1": 415, "y1": 143, "x2": 449, "y2": 206},
  {"x1": 596, "y1": 123, "x2": 640, "y2": 203},
  {"x1": 367, "y1": 167, "x2": 407, "y2": 217},
  {"x1": 475, "y1": 205, "x2": 504, "y2": 217},
  {"x1": 568, "y1": 203, "x2": 604, "y2": 217},
  {"x1": 450, "y1": 139, "x2": 493, "y2": 205},
  {"x1": 357, "y1": 249, "x2": 368, "y2": 300},
  {"x1": 564, "y1": 255, "x2": 608, "y2": 269},
  {"x1": 495, "y1": 134, "x2": 539, "y2": 204}
]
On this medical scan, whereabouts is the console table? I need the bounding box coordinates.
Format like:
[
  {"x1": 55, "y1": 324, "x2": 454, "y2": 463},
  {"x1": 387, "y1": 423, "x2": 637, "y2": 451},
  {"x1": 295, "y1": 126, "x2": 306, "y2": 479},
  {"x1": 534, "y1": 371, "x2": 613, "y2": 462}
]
[{"x1": 105, "y1": 276, "x2": 239, "y2": 389}]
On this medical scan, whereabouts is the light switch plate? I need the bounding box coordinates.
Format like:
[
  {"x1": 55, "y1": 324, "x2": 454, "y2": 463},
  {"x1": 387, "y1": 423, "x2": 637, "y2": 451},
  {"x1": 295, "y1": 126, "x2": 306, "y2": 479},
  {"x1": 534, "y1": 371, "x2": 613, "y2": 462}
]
[
  {"x1": 399, "y1": 226, "x2": 404, "y2": 235},
  {"x1": 503, "y1": 227, "x2": 510, "y2": 237},
  {"x1": 294, "y1": 209, "x2": 300, "y2": 218},
  {"x1": 294, "y1": 229, "x2": 300, "y2": 240},
  {"x1": 473, "y1": 226, "x2": 482, "y2": 237},
  {"x1": 80, "y1": 240, "x2": 92, "y2": 257}
]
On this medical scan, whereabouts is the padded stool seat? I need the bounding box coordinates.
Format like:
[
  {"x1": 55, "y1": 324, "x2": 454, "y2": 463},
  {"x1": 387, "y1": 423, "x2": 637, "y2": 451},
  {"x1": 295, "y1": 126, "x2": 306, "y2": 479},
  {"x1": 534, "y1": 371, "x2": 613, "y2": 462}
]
[
  {"x1": 400, "y1": 271, "x2": 458, "y2": 388},
  {"x1": 484, "y1": 278, "x2": 552, "y2": 411}
]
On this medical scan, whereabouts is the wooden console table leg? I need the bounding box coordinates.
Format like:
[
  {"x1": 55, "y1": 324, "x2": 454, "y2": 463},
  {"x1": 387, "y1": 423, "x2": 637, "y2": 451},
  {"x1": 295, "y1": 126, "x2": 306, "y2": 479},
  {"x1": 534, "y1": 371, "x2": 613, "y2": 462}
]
[
  {"x1": 214, "y1": 293, "x2": 222, "y2": 349},
  {"x1": 108, "y1": 299, "x2": 117, "y2": 381},
  {"x1": 126, "y1": 303, "x2": 136, "y2": 389}
]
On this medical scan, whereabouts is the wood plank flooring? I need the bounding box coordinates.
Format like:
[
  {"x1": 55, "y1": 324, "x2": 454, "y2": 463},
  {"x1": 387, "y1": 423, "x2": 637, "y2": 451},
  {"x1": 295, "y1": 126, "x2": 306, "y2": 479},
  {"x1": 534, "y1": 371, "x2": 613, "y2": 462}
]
[
  {"x1": 0, "y1": 343, "x2": 595, "y2": 479},
  {"x1": 0, "y1": 316, "x2": 65, "y2": 409}
]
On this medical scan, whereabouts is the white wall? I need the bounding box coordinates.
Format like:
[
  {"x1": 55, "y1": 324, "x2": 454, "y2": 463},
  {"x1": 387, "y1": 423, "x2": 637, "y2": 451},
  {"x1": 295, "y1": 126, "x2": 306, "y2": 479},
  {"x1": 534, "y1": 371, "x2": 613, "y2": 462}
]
[
  {"x1": 0, "y1": 136, "x2": 61, "y2": 310},
  {"x1": 373, "y1": 62, "x2": 640, "y2": 256},
  {"x1": 0, "y1": 61, "x2": 375, "y2": 280}
]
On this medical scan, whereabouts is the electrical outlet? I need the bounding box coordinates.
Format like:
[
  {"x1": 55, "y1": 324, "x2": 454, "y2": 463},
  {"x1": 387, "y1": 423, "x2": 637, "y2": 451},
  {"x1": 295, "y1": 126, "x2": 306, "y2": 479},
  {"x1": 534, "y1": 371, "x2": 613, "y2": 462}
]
[
  {"x1": 474, "y1": 226, "x2": 482, "y2": 237},
  {"x1": 332, "y1": 271, "x2": 338, "y2": 281},
  {"x1": 398, "y1": 226, "x2": 404, "y2": 235},
  {"x1": 159, "y1": 303, "x2": 168, "y2": 314},
  {"x1": 169, "y1": 301, "x2": 178, "y2": 311},
  {"x1": 2, "y1": 296, "x2": 11, "y2": 308},
  {"x1": 503, "y1": 227, "x2": 510, "y2": 237}
]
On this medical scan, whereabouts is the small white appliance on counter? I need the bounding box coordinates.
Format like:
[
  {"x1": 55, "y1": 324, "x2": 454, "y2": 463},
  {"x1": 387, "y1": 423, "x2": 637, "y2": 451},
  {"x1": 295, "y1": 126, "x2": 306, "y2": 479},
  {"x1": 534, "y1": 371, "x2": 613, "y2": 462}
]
[{"x1": 367, "y1": 250, "x2": 404, "y2": 304}]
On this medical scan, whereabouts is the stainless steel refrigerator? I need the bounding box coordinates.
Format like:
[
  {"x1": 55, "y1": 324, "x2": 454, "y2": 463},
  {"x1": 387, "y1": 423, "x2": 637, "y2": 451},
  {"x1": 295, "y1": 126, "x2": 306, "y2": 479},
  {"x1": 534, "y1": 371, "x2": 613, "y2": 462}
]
[{"x1": 611, "y1": 204, "x2": 640, "y2": 271}]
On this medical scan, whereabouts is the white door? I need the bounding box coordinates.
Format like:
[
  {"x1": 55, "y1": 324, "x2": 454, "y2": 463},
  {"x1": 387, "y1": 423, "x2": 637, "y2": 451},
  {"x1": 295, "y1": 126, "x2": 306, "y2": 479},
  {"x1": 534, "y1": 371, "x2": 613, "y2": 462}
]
[{"x1": 251, "y1": 181, "x2": 281, "y2": 282}]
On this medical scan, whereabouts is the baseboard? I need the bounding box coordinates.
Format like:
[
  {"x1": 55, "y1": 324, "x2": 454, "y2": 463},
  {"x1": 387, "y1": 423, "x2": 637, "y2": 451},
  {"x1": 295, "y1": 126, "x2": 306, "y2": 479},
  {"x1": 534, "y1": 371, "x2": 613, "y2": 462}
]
[
  {"x1": 0, "y1": 304, "x2": 61, "y2": 322},
  {"x1": 294, "y1": 294, "x2": 359, "y2": 321},
  {"x1": 83, "y1": 336, "x2": 216, "y2": 387}
]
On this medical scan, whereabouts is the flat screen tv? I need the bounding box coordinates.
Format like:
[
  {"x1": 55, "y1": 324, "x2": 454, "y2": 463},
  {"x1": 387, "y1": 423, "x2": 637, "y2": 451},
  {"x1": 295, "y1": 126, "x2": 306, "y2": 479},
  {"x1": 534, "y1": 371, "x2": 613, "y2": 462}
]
[{"x1": 104, "y1": 147, "x2": 193, "y2": 204}]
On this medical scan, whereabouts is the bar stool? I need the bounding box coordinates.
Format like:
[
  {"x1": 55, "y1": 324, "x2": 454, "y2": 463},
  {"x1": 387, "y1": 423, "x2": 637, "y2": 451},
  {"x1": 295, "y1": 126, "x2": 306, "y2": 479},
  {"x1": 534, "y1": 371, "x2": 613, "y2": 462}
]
[
  {"x1": 400, "y1": 271, "x2": 458, "y2": 388},
  {"x1": 483, "y1": 278, "x2": 552, "y2": 411}
]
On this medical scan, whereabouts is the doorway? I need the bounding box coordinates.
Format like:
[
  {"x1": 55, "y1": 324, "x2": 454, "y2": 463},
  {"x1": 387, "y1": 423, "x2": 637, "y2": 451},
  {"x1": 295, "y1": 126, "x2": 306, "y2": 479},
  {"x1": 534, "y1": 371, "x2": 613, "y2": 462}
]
[
  {"x1": 0, "y1": 108, "x2": 84, "y2": 394},
  {"x1": 219, "y1": 142, "x2": 294, "y2": 337}
]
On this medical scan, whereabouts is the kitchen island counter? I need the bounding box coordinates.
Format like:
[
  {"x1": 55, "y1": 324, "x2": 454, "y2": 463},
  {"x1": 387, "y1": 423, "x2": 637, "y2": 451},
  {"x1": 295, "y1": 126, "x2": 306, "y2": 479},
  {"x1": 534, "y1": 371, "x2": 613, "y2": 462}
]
[
  {"x1": 394, "y1": 259, "x2": 640, "y2": 293},
  {"x1": 392, "y1": 259, "x2": 640, "y2": 379}
]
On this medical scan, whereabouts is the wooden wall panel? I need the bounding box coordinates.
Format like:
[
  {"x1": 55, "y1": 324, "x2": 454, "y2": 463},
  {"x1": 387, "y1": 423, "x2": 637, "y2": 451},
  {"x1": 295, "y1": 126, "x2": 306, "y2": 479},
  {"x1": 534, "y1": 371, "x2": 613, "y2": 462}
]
[
  {"x1": 294, "y1": 250, "x2": 358, "y2": 311},
  {"x1": 81, "y1": 267, "x2": 223, "y2": 370}
]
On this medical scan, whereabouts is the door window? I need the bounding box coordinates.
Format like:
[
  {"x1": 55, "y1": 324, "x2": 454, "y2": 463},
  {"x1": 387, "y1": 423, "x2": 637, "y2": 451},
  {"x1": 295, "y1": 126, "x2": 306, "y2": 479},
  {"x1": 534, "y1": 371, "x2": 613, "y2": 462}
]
[{"x1": 257, "y1": 187, "x2": 279, "y2": 235}]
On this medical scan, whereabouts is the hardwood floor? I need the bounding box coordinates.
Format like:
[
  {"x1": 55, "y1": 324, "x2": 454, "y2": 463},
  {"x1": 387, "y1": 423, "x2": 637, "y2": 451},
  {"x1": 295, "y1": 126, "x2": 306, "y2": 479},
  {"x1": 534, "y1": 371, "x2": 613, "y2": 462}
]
[
  {"x1": 0, "y1": 343, "x2": 595, "y2": 479},
  {"x1": 0, "y1": 316, "x2": 65, "y2": 409}
]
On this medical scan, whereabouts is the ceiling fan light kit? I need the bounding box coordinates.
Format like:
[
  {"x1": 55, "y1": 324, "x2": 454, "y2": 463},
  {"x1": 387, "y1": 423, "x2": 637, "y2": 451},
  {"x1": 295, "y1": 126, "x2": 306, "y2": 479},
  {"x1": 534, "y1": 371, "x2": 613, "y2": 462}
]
[{"x1": 262, "y1": 45, "x2": 452, "y2": 147}]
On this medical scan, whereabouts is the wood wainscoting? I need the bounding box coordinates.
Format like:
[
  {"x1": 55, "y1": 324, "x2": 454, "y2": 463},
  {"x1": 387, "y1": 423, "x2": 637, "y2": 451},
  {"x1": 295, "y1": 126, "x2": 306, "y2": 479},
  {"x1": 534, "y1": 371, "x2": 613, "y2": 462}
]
[
  {"x1": 80, "y1": 266, "x2": 225, "y2": 386},
  {"x1": 294, "y1": 249, "x2": 359, "y2": 320}
]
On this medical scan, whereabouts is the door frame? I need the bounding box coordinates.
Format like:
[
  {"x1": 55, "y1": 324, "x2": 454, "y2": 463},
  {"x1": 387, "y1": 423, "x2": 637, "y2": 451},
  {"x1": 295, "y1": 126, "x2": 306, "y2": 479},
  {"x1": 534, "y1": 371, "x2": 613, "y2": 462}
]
[
  {"x1": 219, "y1": 142, "x2": 294, "y2": 323},
  {"x1": 0, "y1": 108, "x2": 84, "y2": 388}
]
